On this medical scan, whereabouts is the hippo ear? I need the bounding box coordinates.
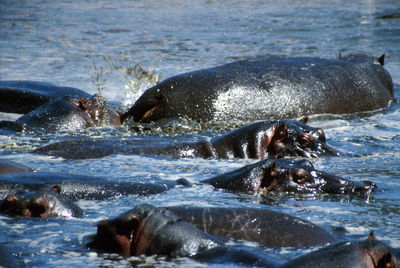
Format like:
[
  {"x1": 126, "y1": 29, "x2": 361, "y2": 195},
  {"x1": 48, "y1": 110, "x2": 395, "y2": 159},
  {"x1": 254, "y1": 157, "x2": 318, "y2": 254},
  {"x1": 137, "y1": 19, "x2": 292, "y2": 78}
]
[
  {"x1": 51, "y1": 185, "x2": 61, "y2": 194},
  {"x1": 377, "y1": 54, "x2": 385, "y2": 66},
  {"x1": 367, "y1": 231, "x2": 376, "y2": 241}
]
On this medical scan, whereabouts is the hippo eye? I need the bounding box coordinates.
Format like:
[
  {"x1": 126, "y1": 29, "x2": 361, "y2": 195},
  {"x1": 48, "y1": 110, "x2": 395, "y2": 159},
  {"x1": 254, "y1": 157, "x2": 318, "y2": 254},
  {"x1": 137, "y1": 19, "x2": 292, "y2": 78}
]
[
  {"x1": 290, "y1": 169, "x2": 311, "y2": 184},
  {"x1": 297, "y1": 133, "x2": 315, "y2": 148}
]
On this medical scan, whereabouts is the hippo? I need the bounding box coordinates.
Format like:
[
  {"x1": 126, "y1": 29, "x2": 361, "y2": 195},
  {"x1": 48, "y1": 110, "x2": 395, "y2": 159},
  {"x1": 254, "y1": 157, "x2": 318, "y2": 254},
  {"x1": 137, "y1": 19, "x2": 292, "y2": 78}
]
[
  {"x1": 203, "y1": 158, "x2": 376, "y2": 195},
  {"x1": 0, "y1": 171, "x2": 191, "y2": 200},
  {"x1": 120, "y1": 54, "x2": 393, "y2": 124},
  {"x1": 0, "y1": 94, "x2": 120, "y2": 133},
  {"x1": 33, "y1": 119, "x2": 340, "y2": 159},
  {"x1": 0, "y1": 159, "x2": 34, "y2": 174},
  {"x1": 164, "y1": 206, "x2": 335, "y2": 247},
  {"x1": 0, "y1": 80, "x2": 91, "y2": 114},
  {"x1": 280, "y1": 232, "x2": 398, "y2": 268},
  {"x1": 0, "y1": 186, "x2": 83, "y2": 218},
  {"x1": 87, "y1": 204, "x2": 221, "y2": 257}
]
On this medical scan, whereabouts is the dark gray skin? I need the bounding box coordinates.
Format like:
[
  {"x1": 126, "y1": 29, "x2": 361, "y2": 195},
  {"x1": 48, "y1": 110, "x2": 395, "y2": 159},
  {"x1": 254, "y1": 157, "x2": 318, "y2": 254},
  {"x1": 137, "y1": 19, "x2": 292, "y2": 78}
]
[
  {"x1": 87, "y1": 204, "x2": 221, "y2": 257},
  {"x1": 0, "y1": 186, "x2": 83, "y2": 218},
  {"x1": 0, "y1": 159, "x2": 34, "y2": 174},
  {"x1": 203, "y1": 158, "x2": 376, "y2": 195},
  {"x1": 121, "y1": 54, "x2": 393, "y2": 124},
  {"x1": 280, "y1": 232, "x2": 398, "y2": 268},
  {"x1": 33, "y1": 120, "x2": 341, "y2": 159},
  {"x1": 0, "y1": 80, "x2": 91, "y2": 114},
  {"x1": 164, "y1": 206, "x2": 335, "y2": 248},
  {"x1": 0, "y1": 172, "x2": 191, "y2": 200},
  {"x1": 0, "y1": 94, "x2": 121, "y2": 133}
]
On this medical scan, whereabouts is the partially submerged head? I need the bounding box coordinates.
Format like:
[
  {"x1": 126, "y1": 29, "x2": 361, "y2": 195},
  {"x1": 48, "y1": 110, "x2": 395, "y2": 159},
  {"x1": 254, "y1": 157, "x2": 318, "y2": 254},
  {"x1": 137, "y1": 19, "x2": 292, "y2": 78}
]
[
  {"x1": 87, "y1": 204, "x2": 171, "y2": 257},
  {"x1": 13, "y1": 94, "x2": 121, "y2": 133},
  {"x1": 212, "y1": 120, "x2": 341, "y2": 159},
  {"x1": 72, "y1": 94, "x2": 121, "y2": 127},
  {"x1": 87, "y1": 211, "x2": 140, "y2": 257},
  {"x1": 281, "y1": 232, "x2": 398, "y2": 268},
  {"x1": 87, "y1": 204, "x2": 220, "y2": 257},
  {"x1": 257, "y1": 159, "x2": 376, "y2": 195},
  {"x1": 263, "y1": 120, "x2": 341, "y2": 158},
  {"x1": 0, "y1": 186, "x2": 82, "y2": 218},
  {"x1": 205, "y1": 159, "x2": 375, "y2": 196}
]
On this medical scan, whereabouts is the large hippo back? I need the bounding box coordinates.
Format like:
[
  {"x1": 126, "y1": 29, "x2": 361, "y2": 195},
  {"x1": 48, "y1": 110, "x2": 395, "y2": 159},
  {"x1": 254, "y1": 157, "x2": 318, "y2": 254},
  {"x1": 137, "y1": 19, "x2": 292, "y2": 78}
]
[{"x1": 123, "y1": 55, "x2": 393, "y2": 123}]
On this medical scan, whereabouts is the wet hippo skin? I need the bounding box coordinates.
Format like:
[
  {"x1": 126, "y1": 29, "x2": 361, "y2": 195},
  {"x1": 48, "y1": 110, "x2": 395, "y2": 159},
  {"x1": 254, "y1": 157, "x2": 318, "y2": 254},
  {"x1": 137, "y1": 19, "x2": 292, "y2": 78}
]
[
  {"x1": 164, "y1": 206, "x2": 335, "y2": 247},
  {"x1": 0, "y1": 159, "x2": 34, "y2": 174},
  {"x1": 0, "y1": 186, "x2": 83, "y2": 218},
  {"x1": 0, "y1": 94, "x2": 120, "y2": 133},
  {"x1": 0, "y1": 171, "x2": 191, "y2": 200},
  {"x1": 280, "y1": 232, "x2": 398, "y2": 268},
  {"x1": 0, "y1": 80, "x2": 91, "y2": 114},
  {"x1": 121, "y1": 54, "x2": 393, "y2": 123},
  {"x1": 202, "y1": 158, "x2": 376, "y2": 195},
  {"x1": 33, "y1": 120, "x2": 341, "y2": 159},
  {"x1": 87, "y1": 204, "x2": 221, "y2": 257}
]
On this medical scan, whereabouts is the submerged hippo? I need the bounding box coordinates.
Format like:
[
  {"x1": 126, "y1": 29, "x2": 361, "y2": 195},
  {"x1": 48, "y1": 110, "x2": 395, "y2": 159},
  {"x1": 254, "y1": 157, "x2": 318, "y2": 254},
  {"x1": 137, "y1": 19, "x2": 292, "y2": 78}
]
[
  {"x1": 203, "y1": 158, "x2": 375, "y2": 195},
  {"x1": 0, "y1": 159, "x2": 34, "y2": 174},
  {"x1": 0, "y1": 80, "x2": 91, "y2": 114},
  {"x1": 0, "y1": 171, "x2": 191, "y2": 200},
  {"x1": 281, "y1": 232, "x2": 398, "y2": 268},
  {"x1": 87, "y1": 204, "x2": 221, "y2": 257},
  {"x1": 0, "y1": 94, "x2": 120, "y2": 132},
  {"x1": 33, "y1": 119, "x2": 340, "y2": 159},
  {"x1": 0, "y1": 186, "x2": 83, "y2": 218},
  {"x1": 121, "y1": 54, "x2": 393, "y2": 123},
  {"x1": 164, "y1": 206, "x2": 334, "y2": 248}
]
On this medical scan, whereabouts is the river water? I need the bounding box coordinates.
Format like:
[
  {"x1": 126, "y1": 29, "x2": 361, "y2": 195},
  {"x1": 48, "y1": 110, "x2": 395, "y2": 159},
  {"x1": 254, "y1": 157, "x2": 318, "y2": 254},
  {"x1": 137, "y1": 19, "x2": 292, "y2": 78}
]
[{"x1": 0, "y1": 0, "x2": 399, "y2": 267}]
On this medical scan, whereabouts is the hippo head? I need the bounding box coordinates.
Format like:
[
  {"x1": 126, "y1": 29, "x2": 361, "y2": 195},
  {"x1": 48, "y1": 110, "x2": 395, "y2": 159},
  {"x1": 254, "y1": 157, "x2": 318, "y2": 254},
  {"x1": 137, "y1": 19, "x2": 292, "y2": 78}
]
[
  {"x1": 120, "y1": 84, "x2": 168, "y2": 123},
  {"x1": 87, "y1": 210, "x2": 141, "y2": 257},
  {"x1": 72, "y1": 94, "x2": 121, "y2": 127},
  {"x1": 204, "y1": 159, "x2": 376, "y2": 196},
  {"x1": 213, "y1": 120, "x2": 341, "y2": 159},
  {"x1": 257, "y1": 159, "x2": 376, "y2": 195},
  {"x1": 263, "y1": 120, "x2": 341, "y2": 158},
  {"x1": 87, "y1": 204, "x2": 219, "y2": 257},
  {"x1": 15, "y1": 94, "x2": 120, "y2": 132},
  {"x1": 0, "y1": 186, "x2": 82, "y2": 218},
  {"x1": 87, "y1": 204, "x2": 179, "y2": 257}
]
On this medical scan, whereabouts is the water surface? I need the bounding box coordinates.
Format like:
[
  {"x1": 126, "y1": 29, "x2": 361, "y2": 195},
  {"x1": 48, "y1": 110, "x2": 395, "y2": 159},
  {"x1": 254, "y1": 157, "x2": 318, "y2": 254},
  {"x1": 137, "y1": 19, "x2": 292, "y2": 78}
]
[{"x1": 0, "y1": 0, "x2": 399, "y2": 267}]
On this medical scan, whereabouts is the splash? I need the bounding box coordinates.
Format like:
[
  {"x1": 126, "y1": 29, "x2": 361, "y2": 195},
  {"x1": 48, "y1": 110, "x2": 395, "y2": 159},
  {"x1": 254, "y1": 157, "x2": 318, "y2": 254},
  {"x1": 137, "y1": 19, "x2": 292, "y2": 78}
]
[
  {"x1": 119, "y1": 64, "x2": 161, "y2": 110},
  {"x1": 89, "y1": 55, "x2": 161, "y2": 111}
]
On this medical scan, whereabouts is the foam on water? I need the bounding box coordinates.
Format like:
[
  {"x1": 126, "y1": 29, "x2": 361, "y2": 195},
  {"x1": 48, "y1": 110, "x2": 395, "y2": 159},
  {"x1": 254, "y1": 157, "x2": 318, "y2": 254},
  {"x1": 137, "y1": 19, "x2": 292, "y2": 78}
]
[{"x1": 1, "y1": 0, "x2": 400, "y2": 266}]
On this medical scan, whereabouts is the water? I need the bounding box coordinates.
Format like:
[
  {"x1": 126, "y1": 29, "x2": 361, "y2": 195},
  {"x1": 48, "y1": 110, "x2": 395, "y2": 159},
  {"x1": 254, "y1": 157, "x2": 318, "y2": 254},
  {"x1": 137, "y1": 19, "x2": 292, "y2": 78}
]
[{"x1": 1, "y1": 0, "x2": 400, "y2": 266}]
